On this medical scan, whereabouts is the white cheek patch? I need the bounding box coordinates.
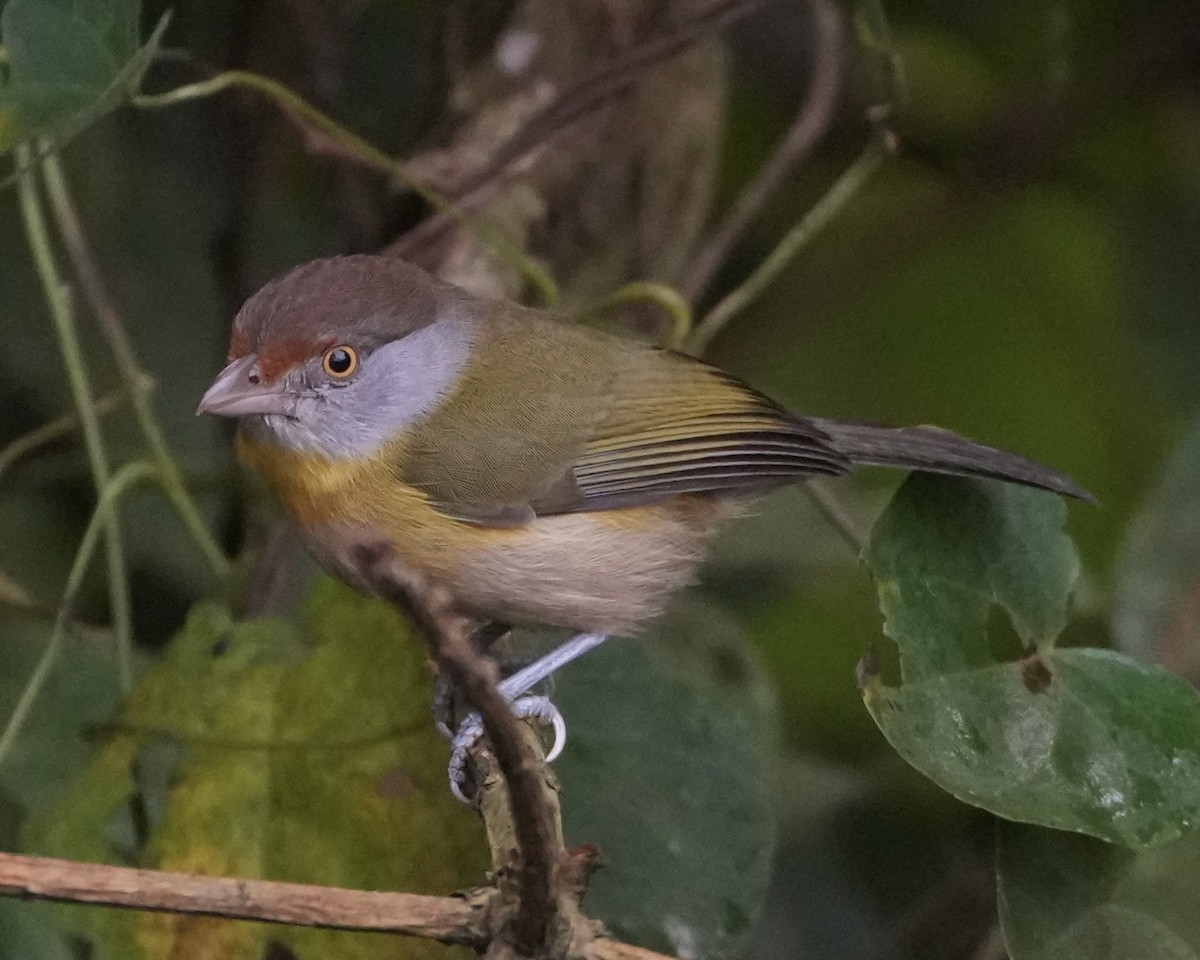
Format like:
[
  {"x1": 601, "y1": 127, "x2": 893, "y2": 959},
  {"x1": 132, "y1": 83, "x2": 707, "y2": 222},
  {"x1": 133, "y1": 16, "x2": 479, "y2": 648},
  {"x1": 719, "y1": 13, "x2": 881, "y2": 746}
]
[{"x1": 258, "y1": 314, "x2": 475, "y2": 459}]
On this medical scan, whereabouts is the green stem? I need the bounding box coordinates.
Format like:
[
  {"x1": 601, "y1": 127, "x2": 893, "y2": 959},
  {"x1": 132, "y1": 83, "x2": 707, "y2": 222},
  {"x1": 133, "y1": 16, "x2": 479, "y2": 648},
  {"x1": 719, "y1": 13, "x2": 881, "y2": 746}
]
[
  {"x1": 39, "y1": 151, "x2": 231, "y2": 580},
  {"x1": 573, "y1": 282, "x2": 694, "y2": 348},
  {"x1": 0, "y1": 389, "x2": 125, "y2": 486},
  {"x1": 133, "y1": 70, "x2": 558, "y2": 306},
  {"x1": 16, "y1": 146, "x2": 135, "y2": 692},
  {"x1": 0, "y1": 461, "x2": 157, "y2": 771},
  {"x1": 804, "y1": 479, "x2": 868, "y2": 555},
  {"x1": 687, "y1": 135, "x2": 891, "y2": 356}
]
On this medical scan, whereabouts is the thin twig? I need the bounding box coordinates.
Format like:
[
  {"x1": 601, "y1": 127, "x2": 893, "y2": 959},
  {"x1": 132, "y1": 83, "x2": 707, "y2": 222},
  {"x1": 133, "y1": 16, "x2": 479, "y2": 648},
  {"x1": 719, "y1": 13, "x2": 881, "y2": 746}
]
[
  {"x1": 0, "y1": 389, "x2": 126, "y2": 486},
  {"x1": 39, "y1": 151, "x2": 231, "y2": 581},
  {"x1": 685, "y1": 132, "x2": 893, "y2": 355},
  {"x1": 15, "y1": 146, "x2": 134, "y2": 691},
  {"x1": 0, "y1": 851, "x2": 675, "y2": 959},
  {"x1": 0, "y1": 461, "x2": 157, "y2": 769},
  {"x1": 804, "y1": 479, "x2": 868, "y2": 554},
  {"x1": 352, "y1": 544, "x2": 564, "y2": 957},
  {"x1": 132, "y1": 72, "x2": 558, "y2": 305},
  {"x1": 681, "y1": 0, "x2": 844, "y2": 305},
  {"x1": 0, "y1": 590, "x2": 112, "y2": 643},
  {"x1": 388, "y1": 0, "x2": 764, "y2": 262},
  {"x1": 572, "y1": 282, "x2": 693, "y2": 349}
]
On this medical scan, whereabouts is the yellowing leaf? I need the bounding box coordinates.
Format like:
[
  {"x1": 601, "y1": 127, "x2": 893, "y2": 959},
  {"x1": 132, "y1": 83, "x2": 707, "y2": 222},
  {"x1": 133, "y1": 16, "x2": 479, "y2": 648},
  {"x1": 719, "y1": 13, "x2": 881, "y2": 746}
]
[{"x1": 25, "y1": 581, "x2": 485, "y2": 960}]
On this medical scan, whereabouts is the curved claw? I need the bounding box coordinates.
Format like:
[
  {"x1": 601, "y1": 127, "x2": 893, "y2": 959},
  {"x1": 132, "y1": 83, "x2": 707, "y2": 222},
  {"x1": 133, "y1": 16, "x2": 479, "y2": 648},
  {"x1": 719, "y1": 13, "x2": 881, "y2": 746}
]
[
  {"x1": 445, "y1": 696, "x2": 568, "y2": 804},
  {"x1": 448, "y1": 714, "x2": 484, "y2": 804},
  {"x1": 510, "y1": 695, "x2": 567, "y2": 763},
  {"x1": 442, "y1": 632, "x2": 610, "y2": 803}
]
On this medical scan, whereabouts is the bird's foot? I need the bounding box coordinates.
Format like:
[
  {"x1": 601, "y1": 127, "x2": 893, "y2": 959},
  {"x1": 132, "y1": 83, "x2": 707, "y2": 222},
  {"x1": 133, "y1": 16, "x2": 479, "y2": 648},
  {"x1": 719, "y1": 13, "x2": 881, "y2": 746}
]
[
  {"x1": 444, "y1": 632, "x2": 610, "y2": 803},
  {"x1": 447, "y1": 696, "x2": 567, "y2": 804}
]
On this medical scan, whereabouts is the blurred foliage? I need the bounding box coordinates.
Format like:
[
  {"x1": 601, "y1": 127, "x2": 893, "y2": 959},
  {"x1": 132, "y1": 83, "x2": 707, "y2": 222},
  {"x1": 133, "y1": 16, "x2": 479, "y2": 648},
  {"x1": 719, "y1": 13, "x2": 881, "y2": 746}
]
[
  {"x1": 1114, "y1": 411, "x2": 1200, "y2": 682},
  {"x1": 998, "y1": 820, "x2": 1200, "y2": 959},
  {"x1": 22, "y1": 580, "x2": 486, "y2": 959},
  {"x1": 556, "y1": 625, "x2": 776, "y2": 959},
  {"x1": 0, "y1": 0, "x2": 1198, "y2": 959},
  {"x1": 0, "y1": 0, "x2": 168, "y2": 152}
]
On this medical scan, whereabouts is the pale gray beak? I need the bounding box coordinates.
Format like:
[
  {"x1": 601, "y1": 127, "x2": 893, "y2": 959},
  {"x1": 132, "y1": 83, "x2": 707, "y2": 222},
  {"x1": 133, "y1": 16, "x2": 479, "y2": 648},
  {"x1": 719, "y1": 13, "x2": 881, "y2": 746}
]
[{"x1": 197, "y1": 354, "x2": 296, "y2": 418}]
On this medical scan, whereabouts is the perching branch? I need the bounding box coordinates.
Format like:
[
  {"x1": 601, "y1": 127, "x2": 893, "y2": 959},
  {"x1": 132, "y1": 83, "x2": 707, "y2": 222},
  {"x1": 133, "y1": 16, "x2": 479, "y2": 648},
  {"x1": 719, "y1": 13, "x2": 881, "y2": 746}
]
[{"x1": 351, "y1": 543, "x2": 569, "y2": 958}]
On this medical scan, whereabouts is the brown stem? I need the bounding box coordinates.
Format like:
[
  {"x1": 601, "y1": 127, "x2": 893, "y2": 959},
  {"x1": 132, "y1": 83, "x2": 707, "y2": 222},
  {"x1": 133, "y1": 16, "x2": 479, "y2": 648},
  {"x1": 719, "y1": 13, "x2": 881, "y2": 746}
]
[
  {"x1": 351, "y1": 543, "x2": 564, "y2": 957},
  {"x1": 681, "y1": 0, "x2": 844, "y2": 304},
  {"x1": 0, "y1": 851, "x2": 489, "y2": 943},
  {"x1": 0, "y1": 851, "x2": 677, "y2": 959}
]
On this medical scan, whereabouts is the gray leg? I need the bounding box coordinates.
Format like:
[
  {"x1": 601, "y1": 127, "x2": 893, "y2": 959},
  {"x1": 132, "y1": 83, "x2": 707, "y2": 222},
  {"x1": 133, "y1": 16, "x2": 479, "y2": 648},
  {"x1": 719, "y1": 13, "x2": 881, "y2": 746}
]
[{"x1": 447, "y1": 632, "x2": 610, "y2": 803}]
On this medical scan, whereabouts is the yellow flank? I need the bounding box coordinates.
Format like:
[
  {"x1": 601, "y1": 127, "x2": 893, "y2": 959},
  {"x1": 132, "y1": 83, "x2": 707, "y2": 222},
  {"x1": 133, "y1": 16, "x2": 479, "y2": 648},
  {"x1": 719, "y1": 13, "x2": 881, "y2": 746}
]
[
  {"x1": 236, "y1": 430, "x2": 732, "y2": 631},
  {"x1": 236, "y1": 433, "x2": 521, "y2": 573}
]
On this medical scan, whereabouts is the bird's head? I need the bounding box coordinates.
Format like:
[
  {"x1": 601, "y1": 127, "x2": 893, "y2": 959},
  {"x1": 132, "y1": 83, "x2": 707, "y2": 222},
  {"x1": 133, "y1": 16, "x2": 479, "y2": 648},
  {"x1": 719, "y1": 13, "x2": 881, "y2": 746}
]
[{"x1": 198, "y1": 256, "x2": 478, "y2": 458}]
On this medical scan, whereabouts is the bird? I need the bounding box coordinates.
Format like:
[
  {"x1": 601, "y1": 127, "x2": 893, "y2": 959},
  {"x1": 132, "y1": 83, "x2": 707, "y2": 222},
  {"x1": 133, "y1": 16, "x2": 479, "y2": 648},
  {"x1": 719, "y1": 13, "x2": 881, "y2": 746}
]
[{"x1": 199, "y1": 254, "x2": 1087, "y2": 791}]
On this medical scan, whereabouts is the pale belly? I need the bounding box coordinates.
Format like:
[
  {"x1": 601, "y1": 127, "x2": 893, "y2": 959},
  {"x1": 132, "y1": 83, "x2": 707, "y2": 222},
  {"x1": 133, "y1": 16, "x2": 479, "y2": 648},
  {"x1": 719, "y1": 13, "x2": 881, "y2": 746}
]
[
  {"x1": 237, "y1": 435, "x2": 736, "y2": 634},
  {"x1": 303, "y1": 497, "x2": 736, "y2": 635}
]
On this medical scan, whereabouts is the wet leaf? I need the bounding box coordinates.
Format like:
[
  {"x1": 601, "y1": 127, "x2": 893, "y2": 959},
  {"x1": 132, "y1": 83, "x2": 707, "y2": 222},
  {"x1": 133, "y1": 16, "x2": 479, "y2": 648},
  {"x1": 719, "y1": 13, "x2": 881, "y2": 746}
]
[
  {"x1": 0, "y1": 0, "x2": 170, "y2": 154},
  {"x1": 862, "y1": 475, "x2": 1200, "y2": 846},
  {"x1": 998, "y1": 820, "x2": 1200, "y2": 960},
  {"x1": 23, "y1": 580, "x2": 485, "y2": 960},
  {"x1": 554, "y1": 599, "x2": 777, "y2": 960}
]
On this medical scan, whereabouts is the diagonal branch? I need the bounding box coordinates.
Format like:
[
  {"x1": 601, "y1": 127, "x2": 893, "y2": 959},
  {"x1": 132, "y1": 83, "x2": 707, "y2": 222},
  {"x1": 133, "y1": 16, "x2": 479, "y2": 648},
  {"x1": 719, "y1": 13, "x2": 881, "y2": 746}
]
[
  {"x1": 351, "y1": 543, "x2": 565, "y2": 957},
  {"x1": 386, "y1": 0, "x2": 764, "y2": 261}
]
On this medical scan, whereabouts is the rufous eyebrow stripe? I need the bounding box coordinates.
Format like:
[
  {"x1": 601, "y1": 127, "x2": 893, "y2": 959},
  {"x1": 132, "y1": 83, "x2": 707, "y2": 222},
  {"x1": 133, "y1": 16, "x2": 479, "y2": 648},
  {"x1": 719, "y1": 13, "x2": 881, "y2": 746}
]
[
  {"x1": 252, "y1": 338, "x2": 335, "y2": 382},
  {"x1": 227, "y1": 328, "x2": 250, "y2": 361}
]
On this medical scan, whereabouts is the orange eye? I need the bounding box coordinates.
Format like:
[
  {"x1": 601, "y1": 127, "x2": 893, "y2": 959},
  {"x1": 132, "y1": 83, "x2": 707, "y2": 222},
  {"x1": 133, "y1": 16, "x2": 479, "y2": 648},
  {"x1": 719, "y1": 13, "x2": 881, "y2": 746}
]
[{"x1": 322, "y1": 345, "x2": 359, "y2": 378}]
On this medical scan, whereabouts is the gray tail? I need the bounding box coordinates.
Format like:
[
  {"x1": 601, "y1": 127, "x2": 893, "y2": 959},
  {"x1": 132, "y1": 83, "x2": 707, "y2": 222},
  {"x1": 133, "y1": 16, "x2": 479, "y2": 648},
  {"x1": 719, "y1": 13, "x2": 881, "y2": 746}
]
[{"x1": 809, "y1": 417, "x2": 1092, "y2": 501}]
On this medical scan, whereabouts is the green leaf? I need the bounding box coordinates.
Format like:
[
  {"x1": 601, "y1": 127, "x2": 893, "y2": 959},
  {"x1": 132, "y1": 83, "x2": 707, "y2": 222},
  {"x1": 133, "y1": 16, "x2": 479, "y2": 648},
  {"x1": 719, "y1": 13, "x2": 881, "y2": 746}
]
[
  {"x1": 0, "y1": 901, "x2": 74, "y2": 960},
  {"x1": 862, "y1": 475, "x2": 1200, "y2": 846},
  {"x1": 554, "y1": 599, "x2": 777, "y2": 960},
  {"x1": 998, "y1": 820, "x2": 1200, "y2": 960},
  {"x1": 0, "y1": 0, "x2": 170, "y2": 154},
  {"x1": 868, "y1": 475, "x2": 1078, "y2": 679},
  {"x1": 22, "y1": 580, "x2": 485, "y2": 960},
  {"x1": 1114, "y1": 413, "x2": 1200, "y2": 678},
  {"x1": 0, "y1": 619, "x2": 124, "y2": 813}
]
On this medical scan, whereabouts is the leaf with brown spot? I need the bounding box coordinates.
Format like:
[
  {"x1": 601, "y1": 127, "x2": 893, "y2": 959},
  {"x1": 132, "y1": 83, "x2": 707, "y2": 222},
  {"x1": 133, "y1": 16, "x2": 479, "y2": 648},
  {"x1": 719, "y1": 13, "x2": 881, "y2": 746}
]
[{"x1": 864, "y1": 475, "x2": 1200, "y2": 847}]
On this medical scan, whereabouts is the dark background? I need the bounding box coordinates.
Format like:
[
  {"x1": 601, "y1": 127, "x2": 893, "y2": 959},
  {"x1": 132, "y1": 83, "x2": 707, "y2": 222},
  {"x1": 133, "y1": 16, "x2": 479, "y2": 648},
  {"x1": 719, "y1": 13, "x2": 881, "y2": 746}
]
[{"x1": 1, "y1": 1, "x2": 1198, "y2": 957}]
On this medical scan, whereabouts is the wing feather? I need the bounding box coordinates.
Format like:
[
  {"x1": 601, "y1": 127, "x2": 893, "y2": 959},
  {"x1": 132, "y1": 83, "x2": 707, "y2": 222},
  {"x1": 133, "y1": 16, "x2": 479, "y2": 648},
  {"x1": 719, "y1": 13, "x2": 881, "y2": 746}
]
[
  {"x1": 401, "y1": 312, "x2": 849, "y2": 524},
  {"x1": 550, "y1": 360, "x2": 848, "y2": 512}
]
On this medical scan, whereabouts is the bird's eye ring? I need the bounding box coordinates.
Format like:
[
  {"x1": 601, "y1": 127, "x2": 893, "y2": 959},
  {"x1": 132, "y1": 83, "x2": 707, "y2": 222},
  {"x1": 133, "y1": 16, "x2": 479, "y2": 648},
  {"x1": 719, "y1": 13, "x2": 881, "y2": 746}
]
[{"x1": 322, "y1": 345, "x2": 359, "y2": 379}]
